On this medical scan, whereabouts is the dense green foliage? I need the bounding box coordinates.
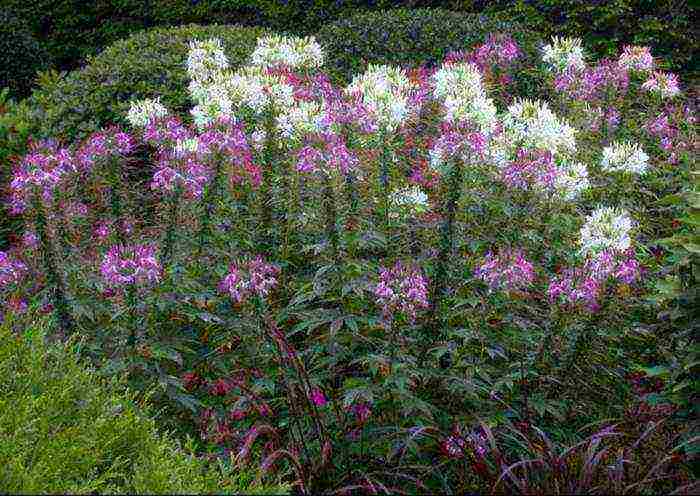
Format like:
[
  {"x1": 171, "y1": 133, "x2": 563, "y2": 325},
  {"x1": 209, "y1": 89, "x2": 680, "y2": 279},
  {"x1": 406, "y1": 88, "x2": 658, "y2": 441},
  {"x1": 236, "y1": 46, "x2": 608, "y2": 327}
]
[
  {"x1": 0, "y1": 318, "x2": 286, "y2": 494},
  {"x1": 316, "y1": 8, "x2": 542, "y2": 90},
  {"x1": 24, "y1": 24, "x2": 271, "y2": 144},
  {"x1": 3, "y1": 0, "x2": 696, "y2": 97},
  {"x1": 0, "y1": 10, "x2": 48, "y2": 98}
]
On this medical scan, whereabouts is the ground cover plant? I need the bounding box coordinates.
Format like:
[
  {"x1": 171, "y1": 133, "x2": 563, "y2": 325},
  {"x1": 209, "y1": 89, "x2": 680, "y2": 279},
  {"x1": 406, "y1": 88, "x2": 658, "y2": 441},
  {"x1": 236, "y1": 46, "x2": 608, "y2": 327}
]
[{"x1": 1, "y1": 29, "x2": 698, "y2": 494}]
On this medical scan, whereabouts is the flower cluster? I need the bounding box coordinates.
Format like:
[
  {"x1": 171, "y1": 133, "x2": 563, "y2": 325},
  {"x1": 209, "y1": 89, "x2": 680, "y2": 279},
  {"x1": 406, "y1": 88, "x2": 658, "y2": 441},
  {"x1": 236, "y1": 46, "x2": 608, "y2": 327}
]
[
  {"x1": 345, "y1": 64, "x2": 418, "y2": 132},
  {"x1": 554, "y1": 59, "x2": 629, "y2": 102},
  {"x1": 474, "y1": 249, "x2": 536, "y2": 292},
  {"x1": 600, "y1": 141, "x2": 649, "y2": 175},
  {"x1": 374, "y1": 261, "x2": 429, "y2": 322},
  {"x1": 100, "y1": 244, "x2": 162, "y2": 287},
  {"x1": 579, "y1": 206, "x2": 634, "y2": 256},
  {"x1": 219, "y1": 256, "x2": 280, "y2": 304},
  {"x1": 126, "y1": 98, "x2": 169, "y2": 128},
  {"x1": 500, "y1": 148, "x2": 559, "y2": 191},
  {"x1": 642, "y1": 71, "x2": 681, "y2": 99},
  {"x1": 431, "y1": 61, "x2": 497, "y2": 132},
  {"x1": 186, "y1": 38, "x2": 230, "y2": 83},
  {"x1": 618, "y1": 45, "x2": 654, "y2": 72},
  {"x1": 542, "y1": 36, "x2": 586, "y2": 73},
  {"x1": 548, "y1": 249, "x2": 641, "y2": 312},
  {"x1": 553, "y1": 160, "x2": 591, "y2": 201},
  {"x1": 428, "y1": 122, "x2": 486, "y2": 174},
  {"x1": 498, "y1": 99, "x2": 577, "y2": 155},
  {"x1": 0, "y1": 251, "x2": 27, "y2": 289},
  {"x1": 249, "y1": 34, "x2": 324, "y2": 70}
]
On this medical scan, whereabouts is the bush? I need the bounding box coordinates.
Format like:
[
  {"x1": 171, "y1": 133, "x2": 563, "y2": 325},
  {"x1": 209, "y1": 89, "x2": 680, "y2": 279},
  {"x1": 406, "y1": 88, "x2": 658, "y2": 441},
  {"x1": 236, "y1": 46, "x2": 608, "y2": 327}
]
[
  {"x1": 483, "y1": 0, "x2": 697, "y2": 80},
  {"x1": 0, "y1": 10, "x2": 48, "y2": 98},
  {"x1": 316, "y1": 8, "x2": 544, "y2": 91},
  {"x1": 0, "y1": 317, "x2": 286, "y2": 493},
  {"x1": 25, "y1": 24, "x2": 272, "y2": 144},
  {"x1": 3, "y1": 32, "x2": 697, "y2": 492}
]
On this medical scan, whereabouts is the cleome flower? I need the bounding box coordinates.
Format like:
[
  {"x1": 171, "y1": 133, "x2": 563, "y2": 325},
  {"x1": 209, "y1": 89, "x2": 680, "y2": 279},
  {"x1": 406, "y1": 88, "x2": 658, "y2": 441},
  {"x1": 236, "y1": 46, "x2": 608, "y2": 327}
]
[
  {"x1": 219, "y1": 256, "x2": 280, "y2": 304},
  {"x1": 0, "y1": 251, "x2": 28, "y2": 289},
  {"x1": 100, "y1": 244, "x2": 162, "y2": 287},
  {"x1": 374, "y1": 261, "x2": 429, "y2": 322},
  {"x1": 249, "y1": 34, "x2": 324, "y2": 71},
  {"x1": 389, "y1": 185, "x2": 430, "y2": 215},
  {"x1": 618, "y1": 45, "x2": 654, "y2": 72},
  {"x1": 601, "y1": 141, "x2": 649, "y2": 175},
  {"x1": 578, "y1": 206, "x2": 634, "y2": 256},
  {"x1": 474, "y1": 248, "x2": 536, "y2": 292},
  {"x1": 126, "y1": 98, "x2": 169, "y2": 128},
  {"x1": 345, "y1": 64, "x2": 418, "y2": 133},
  {"x1": 542, "y1": 36, "x2": 586, "y2": 73},
  {"x1": 431, "y1": 62, "x2": 497, "y2": 132},
  {"x1": 499, "y1": 98, "x2": 577, "y2": 155},
  {"x1": 641, "y1": 71, "x2": 681, "y2": 99},
  {"x1": 553, "y1": 160, "x2": 590, "y2": 200},
  {"x1": 186, "y1": 38, "x2": 230, "y2": 83}
]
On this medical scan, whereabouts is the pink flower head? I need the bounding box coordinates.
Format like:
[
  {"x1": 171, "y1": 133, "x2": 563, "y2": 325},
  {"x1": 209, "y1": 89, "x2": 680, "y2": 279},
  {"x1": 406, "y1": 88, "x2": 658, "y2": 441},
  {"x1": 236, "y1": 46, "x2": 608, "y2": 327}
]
[
  {"x1": 0, "y1": 251, "x2": 28, "y2": 288},
  {"x1": 219, "y1": 256, "x2": 280, "y2": 304},
  {"x1": 310, "y1": 387, "x2": 327, "y2": 407},
  {"x1": 296, "y1": 145, "x2": 324, "y2": 173},
  {"x1": 22, "y1": 231, "x2": 39, "y2": 250},
  {"x1": 474, "y1": 248, "x2": 535, "y2": 292},
  {"x1": 100, "y1": 243, "x2": 162, "y2": 287},
  {"x1": 642, "y1": 72, "x2": 681, "y2": 99},
  {"x1": 350, "y1": 402, "x2": 372, "y2": 423},
  {"x1": 501, "y1": 148, "x2": 558, "y2": 191},
  {"x1": 374, "y1": 261, "x2": 429, "y2": 322}
]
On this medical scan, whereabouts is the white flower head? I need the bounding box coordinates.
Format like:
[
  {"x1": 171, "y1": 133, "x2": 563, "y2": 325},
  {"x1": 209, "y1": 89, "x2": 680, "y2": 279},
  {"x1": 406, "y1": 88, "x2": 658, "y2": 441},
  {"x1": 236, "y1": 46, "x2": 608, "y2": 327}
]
[
  {"x1": 250, "y1": 34, "x2": 324, "y2": 70},
  {"x1": 187, "y1": 38, "x2": 229, "y2": 83},
  {"x1": 432, "y1": 62, "x2": 497, "y2": 131},
  {"x1": 618, "y1": 45, "x2": 654, "y2": 72},
  {"x1": 579, "y1": 206, "x2": 634, "y2": 256},
  {"x1": 345, "y1": 64, "x2": 418, "y2": 132},
  {"x1": 502, "y1": 98, "x2": 577, "y2": 155},
  {"x1": 601, "y1": 141, "x2": 649, "y2": 175},
  {"x1": 390, "y1": 186, "x2": 429, "y2": 214},
  {"x1": 542, "y1": 36, "x2": 586, "y2": 73},
  {"x1": 276, "y1": 100, "x2": 330, "y2": 140},
  {"x1": 225, "y1": 65, "x2": 295, "y2": 116},
  {"x1": 554, "y1": 161, "x2": 590, "y2": 200},
  {"x1": 126, "y1": 98, "x2": 169, "y2": 128}
]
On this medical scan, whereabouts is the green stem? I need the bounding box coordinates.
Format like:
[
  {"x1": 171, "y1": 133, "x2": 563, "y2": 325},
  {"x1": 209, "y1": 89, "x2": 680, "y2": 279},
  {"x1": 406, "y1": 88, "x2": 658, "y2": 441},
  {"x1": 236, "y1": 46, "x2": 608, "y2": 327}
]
[
  {"x1": 34, "y1": 194, "x2": 73, "y2": 334},
  {"x1": 198, "y1": 155, "x2": 224, "y2": 255},
  {"x1": 162, "y1": 184, "x2": 182, "y2": 269}
]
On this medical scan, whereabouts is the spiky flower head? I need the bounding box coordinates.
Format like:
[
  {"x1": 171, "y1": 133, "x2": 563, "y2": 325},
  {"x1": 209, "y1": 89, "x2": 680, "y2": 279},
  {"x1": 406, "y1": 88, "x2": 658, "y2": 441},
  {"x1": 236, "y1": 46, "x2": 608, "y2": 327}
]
[
  {"x1": 250, "y1": 34, "x2": 324, "y2": 70},
  {"x1": 390, "y1": 186, "x2": 429, "y2": 215},
  {"x1": 432, "y1": 62, "x2": 497, "y2": 131},
  {"x1": 126, "y1": 98, "x2": 169, "y2": 128},
  {"x1": 542, "y1": 36, "x2": 586, "y2": 73},
  {"x1": 187, "y1": 38, "x2": 229, "y2": 83},
  {"x1": 553, "y1": 160, "x2": 590, "y2": 200},
  {"x1": 642, "y1": 71, "x2": 681, "y2": 99},
  {"x1": 276, "y1": 99, "x2": 331, "y2": 140},
  {"x1": 345, "y1": 64, "x2": 418, "y2": 132},
  {"x1": 579, "y1": 206, "x2": 634, "y2": 256},
  {"x1": 618, "y1": 45, "x2": 654, "y2": 72},
  {"x1": 601, "y1": 141, "x2": 649, "y2": 175},
  {"x1": 500, "y1": 98, "x2": 577, "y2": 155}
]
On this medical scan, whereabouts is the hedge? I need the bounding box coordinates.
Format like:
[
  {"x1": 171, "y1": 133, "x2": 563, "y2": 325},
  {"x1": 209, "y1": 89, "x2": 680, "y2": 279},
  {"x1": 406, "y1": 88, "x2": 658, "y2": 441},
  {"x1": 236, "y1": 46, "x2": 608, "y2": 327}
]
[
  {"x1": 24, "y1": 24, "x2": 271, "y2": 144},
  {"x1": 316, "y1": 7, "x2": 543, "y2": 89},
  {"x1": 0, "y1": 10, "x2": 48, "y2": 98},
  {"x1": 0, "y1": 317, "x2": 287, "y2": 493},
  {"x1": 4, "y1": 1, "x2": 696, "y2": 98}
]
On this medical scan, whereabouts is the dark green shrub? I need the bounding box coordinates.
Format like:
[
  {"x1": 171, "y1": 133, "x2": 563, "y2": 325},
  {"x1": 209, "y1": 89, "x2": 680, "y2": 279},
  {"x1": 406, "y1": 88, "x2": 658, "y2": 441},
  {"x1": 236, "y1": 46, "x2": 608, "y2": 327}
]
[
  {"x1": 0, "y1": 317, "x2": 286, "y2": 493},
  {"x1": 316, "y1": 8, "x2": 544, "y2": 89},
  {"x1": 0, "y1": 11, "x2": 48, "y2": 98},
  {"x1": 25, "y1": 24, "x2": 271, "y2": 143},
  {"x1": 482, "y1": 0, "x2": 698, "y2": 79}
]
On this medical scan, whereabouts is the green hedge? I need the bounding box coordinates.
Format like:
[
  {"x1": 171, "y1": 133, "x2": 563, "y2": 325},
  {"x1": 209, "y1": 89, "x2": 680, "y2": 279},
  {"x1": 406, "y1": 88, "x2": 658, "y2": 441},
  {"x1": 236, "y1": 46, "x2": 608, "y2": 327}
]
[
  {"x1": 0, "y1": 318, "x2": 286, "y2": 493},
  {"x1": 316, "y1": 8, "x2": 543, "y2": 88},
  {"x1": 0, "y1": 10, "x2": 48, "y2": 98},
  {"x1": 5, "y1": 1, "x2": 697, "y2": 98},
  {"x1": 24, "y1": 24, "x2": 271, "y2": 143}
]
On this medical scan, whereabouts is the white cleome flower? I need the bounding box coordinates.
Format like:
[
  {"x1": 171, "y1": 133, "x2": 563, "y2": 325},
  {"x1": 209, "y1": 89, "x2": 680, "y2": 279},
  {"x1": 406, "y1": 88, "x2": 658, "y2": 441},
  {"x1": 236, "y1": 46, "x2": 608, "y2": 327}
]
[
  {"x1": 276, "y1": 100, "x2": 330, "y2": 140},
  {"x1": 432, "y1": 62, "x2": 498, "y2": 132},
  {"x1": 579, "y1": 206, "x2": 634, "y2": 255},
  {"x1": 542, "y1": 36, "x2": 586, "y2": 73},
  {"x1": 126, "y1": 98, "x2": 169, "y2": 128},
  {"x1": 501, "y1": 98, "x2": 577, "y2": 155},
  {"x1": 187, "y1": 38, "x2": 229, "y2": 83},
  {"x1": 250, "y1": 34, "x2": 324, "y2": 70},
  {"x1": 390, "y1": 186, "x2": 429, "y2": 213},
  {"x1": 554, "y1": 161, "x2": 590, "y2": 200},
  {"x1": 345, "y1": 64, "x2": 418, "y2": 132},
  {"x1": 618, "y1": 45, "x2": 654, "y2": 72},
  {"x1": 601, "y1": 141, "x2": 649, "y2": 175}
]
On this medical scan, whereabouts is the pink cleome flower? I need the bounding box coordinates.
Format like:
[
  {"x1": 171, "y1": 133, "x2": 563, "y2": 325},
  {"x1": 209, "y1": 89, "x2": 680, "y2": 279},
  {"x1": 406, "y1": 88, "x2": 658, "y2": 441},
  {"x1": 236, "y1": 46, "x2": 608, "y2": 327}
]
[
  {"x1": 474, "y1": 248, "x2": 536, "y2": 292},
  {"x1": 100, "y1": 244, "x2": 162, "y2": 287},
  {"x1": 374, "y1": 261, "x2": 430, "y2": 322},
  {"x1": 219, "y1": 255, "x2": 280, "y2": 304}
]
